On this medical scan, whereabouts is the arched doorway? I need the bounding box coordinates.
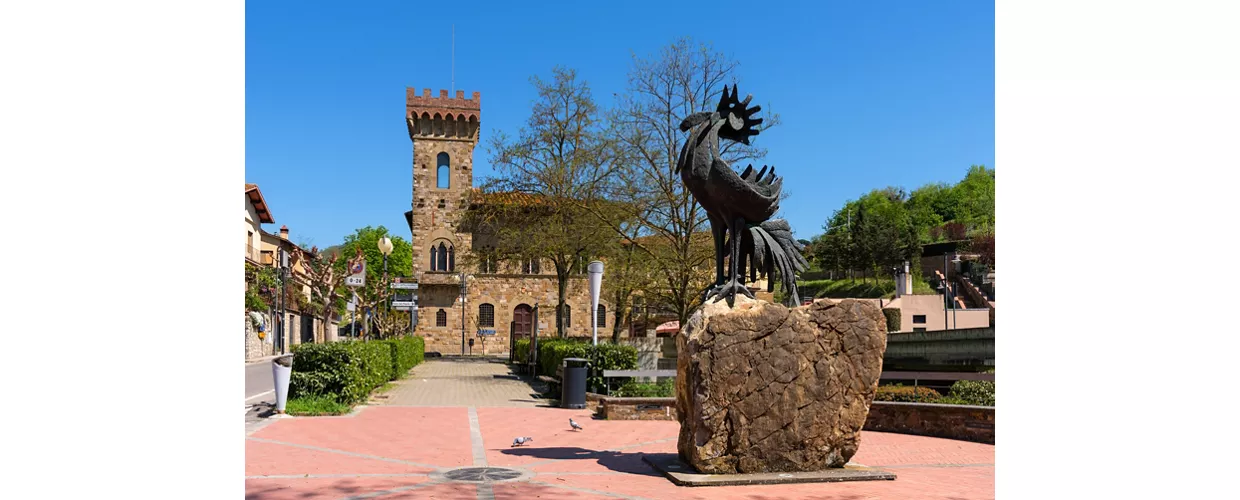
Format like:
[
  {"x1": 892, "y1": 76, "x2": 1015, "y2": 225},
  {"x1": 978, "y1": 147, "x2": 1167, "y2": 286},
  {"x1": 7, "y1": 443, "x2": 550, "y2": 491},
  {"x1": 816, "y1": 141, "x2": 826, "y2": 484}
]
[{"x1": 512, "y1": 304, "x2": 533, "y2": 338}]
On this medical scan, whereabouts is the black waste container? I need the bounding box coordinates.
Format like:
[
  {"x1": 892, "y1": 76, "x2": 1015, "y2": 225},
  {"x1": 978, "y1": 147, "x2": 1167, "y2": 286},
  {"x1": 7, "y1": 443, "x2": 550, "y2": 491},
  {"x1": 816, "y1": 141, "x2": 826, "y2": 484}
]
[{"x1": 561, "y1": 357, "x2": 589, "y2": 409}]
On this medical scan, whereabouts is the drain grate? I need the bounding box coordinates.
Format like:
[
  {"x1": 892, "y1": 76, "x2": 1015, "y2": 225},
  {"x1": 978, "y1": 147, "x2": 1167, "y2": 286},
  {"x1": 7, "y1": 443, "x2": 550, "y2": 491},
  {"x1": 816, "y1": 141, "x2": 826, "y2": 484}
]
[{"x1": 442, "y1": 467, "x2": 523, "y2": 483}]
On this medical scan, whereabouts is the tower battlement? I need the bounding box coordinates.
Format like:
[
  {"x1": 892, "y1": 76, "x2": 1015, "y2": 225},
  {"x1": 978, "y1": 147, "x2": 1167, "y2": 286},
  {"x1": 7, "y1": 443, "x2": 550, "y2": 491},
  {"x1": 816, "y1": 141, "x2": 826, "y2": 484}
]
[{"x1": 406, "y1": 87, "x2": 481, "y2": 119}]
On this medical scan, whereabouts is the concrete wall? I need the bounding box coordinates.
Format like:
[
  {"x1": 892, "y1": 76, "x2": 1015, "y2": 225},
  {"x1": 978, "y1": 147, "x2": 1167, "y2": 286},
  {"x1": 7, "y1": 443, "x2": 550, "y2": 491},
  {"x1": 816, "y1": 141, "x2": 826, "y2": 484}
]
[{"x1": 890, "y1": 294, "x2": 990, "y2": 332}]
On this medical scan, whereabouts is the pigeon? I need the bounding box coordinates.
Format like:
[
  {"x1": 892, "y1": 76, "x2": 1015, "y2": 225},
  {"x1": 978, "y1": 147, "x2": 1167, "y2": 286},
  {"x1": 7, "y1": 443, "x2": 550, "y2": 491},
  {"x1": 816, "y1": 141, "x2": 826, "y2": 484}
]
[
  {"x1": 569, "y1": 418, "x2": 583, "y2": 431},
  {"x1": 512, "y1": 437, "x2": 533, "y2": 447}
]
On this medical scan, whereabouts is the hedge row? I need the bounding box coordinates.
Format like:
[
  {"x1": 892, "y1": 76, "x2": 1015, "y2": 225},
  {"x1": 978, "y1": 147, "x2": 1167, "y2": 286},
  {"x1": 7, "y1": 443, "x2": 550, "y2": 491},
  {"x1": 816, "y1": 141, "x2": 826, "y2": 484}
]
[
  {"x1": 875, "y1": 376, "x2": 996, "y2": 406},
  {"x1": 874, "y1": 384, "x2": 944, "y2": 403},
  {"x1": 515, "y1": 337, "x2": 638, "y2": 391},
  {"x1": 289, "y1": 336, "x2": 425, "y2": 404}
]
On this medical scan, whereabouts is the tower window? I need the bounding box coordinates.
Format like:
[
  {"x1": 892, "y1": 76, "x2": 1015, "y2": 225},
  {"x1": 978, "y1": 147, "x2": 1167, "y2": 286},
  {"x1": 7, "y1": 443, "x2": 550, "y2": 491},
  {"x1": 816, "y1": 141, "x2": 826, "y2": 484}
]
[
  {"x1": 437, "y1": 152, "x2": 450, "y2": 189},
  {"x1": 560, "y1": 304, "x2": 571, "y2": 328},
  {"x1": 597, "y1": 305, "x2": 606, "y2": 328},
  {"x1": 436, "y1": 309, "x2": 447, "y2": 327}
]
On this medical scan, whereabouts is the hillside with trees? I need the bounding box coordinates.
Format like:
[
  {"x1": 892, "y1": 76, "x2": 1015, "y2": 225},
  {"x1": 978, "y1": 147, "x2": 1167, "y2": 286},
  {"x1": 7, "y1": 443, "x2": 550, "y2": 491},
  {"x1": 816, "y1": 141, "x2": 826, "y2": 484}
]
[{"x1": 807, "y1": 166, "x2": 995, "y2": 284}]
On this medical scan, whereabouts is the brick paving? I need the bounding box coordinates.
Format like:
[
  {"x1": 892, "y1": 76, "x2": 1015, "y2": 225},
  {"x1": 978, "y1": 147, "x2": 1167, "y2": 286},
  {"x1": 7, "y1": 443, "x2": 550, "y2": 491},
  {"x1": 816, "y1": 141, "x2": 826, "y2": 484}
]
[
  {"x1": 375, "y1": 358, "x2": 549, "y2": 407},
  {"x1": 246, "y1": 358, "x2": 993, "y2": 499}
]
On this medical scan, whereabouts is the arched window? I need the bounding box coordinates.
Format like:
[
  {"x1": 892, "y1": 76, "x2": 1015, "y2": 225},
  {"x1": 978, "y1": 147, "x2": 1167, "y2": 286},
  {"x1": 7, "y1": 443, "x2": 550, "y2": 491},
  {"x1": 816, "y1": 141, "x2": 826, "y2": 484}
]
[
  {"x1": 436, "y1": 309, "x2": 447, "y2": 327},
  {"x1": 478, "y1": 303, "x2": 495, "y2": 327},
  {"x1": 437, "y1": 152, "x2": 450, "y2": 189},
  {"x1": 597, "y1": 305, "x2": 606, "y2": 328},
  {"x1": 448, "y1": 245, "x2": 455, "y2": 271},
  {"x1": 560, "y1": 304, "x2": 571, "y2": 328},
  {"x1": 437, "y1": 242, "x2": 448, "y2": 271},
  {"x1": 429, "y1": 245, "x2": 438, "y2": 271}
]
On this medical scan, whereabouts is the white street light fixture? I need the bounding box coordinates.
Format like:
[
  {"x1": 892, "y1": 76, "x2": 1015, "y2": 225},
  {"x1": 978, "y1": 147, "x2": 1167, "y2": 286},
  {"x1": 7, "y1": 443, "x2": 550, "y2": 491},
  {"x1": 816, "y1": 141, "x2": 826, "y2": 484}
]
[
  {"x1": 588, "y1": 261, "x2": 604, "y2": 346},
  {"x1": 377, "y1": 237, "x2": 394, "y2": 338}
]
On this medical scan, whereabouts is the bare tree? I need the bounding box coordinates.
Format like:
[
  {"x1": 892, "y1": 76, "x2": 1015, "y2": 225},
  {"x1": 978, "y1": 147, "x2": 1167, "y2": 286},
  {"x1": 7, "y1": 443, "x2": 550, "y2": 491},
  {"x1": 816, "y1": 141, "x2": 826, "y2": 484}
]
[
  {"x1": 302, "y1": 247, "x2": 346, "y2": 342},
  {"x1": 464, "y1": 67, "x2": 620, "y2": 337},
  {"x1": 599, "y1": 37, "x2": 781, "y2": 325}
]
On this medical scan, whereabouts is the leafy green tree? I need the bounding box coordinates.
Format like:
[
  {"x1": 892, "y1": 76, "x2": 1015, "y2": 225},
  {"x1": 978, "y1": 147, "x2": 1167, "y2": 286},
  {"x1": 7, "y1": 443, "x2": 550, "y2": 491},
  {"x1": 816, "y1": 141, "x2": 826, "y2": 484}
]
[
  {"x1": 332, "y1": 226, "x2": 413, "y2": 338},
  {"x1": 952, "y1": 165, "x2": 996, "y2": 232}
]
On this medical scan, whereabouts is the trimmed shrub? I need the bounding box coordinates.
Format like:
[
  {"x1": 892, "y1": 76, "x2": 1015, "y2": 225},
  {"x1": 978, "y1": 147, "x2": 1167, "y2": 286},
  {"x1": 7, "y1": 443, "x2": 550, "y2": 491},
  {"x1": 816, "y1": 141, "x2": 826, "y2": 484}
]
[
  {"x1": 534, "y1": 337, "x2": 639, "y2": 392},
  {"x1": 289, "y1": 341, "x2": 392, "y2": 404},
  {"x1": 381, "y1": 335, "x2": 426, "y2": 380},
  {"x1": 948, "y1": 379, "x2": 995, "y2": 406},
  {"x1": 514, "y1": 338, "x2": 531, "y2": 364},
  {"x1": 882, "y1": 308, "x2": 901, "y2": 332},
  {"x1": 874, "y1": 384, "x2": 943, "y2": 403},
  {"x1": 614, "y1": 378, "x2": 674, "y2": 397}
]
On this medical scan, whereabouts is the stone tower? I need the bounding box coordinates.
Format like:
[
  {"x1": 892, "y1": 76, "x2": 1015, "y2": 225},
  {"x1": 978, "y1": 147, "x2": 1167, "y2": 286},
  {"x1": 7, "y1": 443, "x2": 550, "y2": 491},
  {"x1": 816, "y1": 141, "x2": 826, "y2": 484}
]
[{"x1": 405, "y1": 88, "x2": 481, "y2": 345}]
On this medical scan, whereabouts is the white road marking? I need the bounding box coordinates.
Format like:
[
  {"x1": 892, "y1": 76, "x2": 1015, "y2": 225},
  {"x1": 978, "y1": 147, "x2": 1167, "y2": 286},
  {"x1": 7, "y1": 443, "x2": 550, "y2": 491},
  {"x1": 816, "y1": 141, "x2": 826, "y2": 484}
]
[{"x1": 245, "y1": 390, "x2": 274, "y2": 402}]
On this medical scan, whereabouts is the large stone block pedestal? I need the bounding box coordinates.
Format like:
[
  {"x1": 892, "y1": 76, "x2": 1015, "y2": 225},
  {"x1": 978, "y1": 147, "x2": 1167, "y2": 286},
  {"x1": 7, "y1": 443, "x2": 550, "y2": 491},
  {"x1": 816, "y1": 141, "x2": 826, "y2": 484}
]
[{"x1": 676, "y1": 296, "x2": 888, "y2": 474}]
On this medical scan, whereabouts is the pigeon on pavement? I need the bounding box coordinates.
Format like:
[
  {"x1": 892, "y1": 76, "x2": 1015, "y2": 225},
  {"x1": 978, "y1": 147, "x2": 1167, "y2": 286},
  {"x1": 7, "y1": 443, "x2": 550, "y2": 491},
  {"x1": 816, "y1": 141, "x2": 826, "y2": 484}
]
[
  {"x1": 569, "y1": 418, "x2": 584, "y2": 431},
  {"x1": 512, "y1": 437, "x2": 533, "y2": 447}
]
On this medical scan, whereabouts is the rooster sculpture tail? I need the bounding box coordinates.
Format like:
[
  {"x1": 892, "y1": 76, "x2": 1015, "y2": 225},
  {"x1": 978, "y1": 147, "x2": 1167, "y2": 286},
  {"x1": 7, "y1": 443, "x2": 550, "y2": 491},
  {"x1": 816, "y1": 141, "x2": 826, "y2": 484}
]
[{"x1": 744, "y1": 219, "x2": 810, "y2": 307}]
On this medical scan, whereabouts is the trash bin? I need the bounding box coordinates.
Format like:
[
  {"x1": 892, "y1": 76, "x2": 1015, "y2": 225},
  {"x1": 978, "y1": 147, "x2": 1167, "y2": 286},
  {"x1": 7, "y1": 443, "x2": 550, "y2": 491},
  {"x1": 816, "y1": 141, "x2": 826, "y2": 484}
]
[
  {"x1": 272, "y1": 354, "x2": 294, "y2": 414},
  {"x1": 561, "y1": 357, "x2": 589, "y2": 409}
]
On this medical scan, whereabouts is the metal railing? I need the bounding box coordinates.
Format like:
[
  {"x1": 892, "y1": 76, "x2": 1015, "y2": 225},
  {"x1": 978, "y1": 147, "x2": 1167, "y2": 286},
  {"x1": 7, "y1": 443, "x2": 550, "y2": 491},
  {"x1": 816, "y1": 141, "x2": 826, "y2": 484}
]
[{"x1": 595, "y1": 369, "x2": 993, "y2": 397}]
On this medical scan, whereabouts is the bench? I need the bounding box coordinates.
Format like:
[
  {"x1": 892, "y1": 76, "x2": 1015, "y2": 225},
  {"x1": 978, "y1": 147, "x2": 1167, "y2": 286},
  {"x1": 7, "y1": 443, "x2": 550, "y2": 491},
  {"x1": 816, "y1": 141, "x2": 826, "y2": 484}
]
[{"x1": 601, "y1": 369, "x2": 678, "y2": 395}]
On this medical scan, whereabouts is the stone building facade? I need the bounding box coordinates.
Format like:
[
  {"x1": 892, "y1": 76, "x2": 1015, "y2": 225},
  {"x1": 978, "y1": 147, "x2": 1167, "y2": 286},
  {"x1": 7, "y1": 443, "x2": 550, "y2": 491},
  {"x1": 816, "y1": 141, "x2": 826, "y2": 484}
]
[{"x1": 404, "y1": 88, "x2": 610, "y2": 355}]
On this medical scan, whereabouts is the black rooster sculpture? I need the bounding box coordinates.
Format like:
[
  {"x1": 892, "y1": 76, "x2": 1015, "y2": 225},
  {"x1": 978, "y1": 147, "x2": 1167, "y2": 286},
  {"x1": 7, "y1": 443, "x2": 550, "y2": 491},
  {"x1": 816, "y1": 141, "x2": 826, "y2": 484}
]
[{"x1": 677, "y1": 85, "x2": 809, "y2": 307}]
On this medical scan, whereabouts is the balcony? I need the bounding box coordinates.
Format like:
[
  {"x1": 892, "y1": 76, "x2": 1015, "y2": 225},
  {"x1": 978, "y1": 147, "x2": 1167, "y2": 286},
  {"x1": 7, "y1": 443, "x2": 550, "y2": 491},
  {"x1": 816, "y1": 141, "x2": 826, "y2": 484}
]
[{"x1": 246, "y1": 244, "x2": 275, "y2": 266}]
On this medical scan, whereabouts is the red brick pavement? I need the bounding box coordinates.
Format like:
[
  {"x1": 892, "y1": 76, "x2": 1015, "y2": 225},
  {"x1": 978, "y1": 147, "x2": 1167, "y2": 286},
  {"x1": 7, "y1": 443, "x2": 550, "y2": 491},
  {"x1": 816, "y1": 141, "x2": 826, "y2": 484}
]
[{"x1": 246, "y1": 406, "x2": 993, "y2": 500}]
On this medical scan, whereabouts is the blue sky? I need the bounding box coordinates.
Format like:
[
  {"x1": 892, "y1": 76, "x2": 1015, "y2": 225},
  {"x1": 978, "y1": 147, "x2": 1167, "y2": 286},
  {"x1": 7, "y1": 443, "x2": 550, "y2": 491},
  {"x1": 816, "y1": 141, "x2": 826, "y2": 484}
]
[{"x1": 246, "y1": 0, "x2": 994, "y2": 248}]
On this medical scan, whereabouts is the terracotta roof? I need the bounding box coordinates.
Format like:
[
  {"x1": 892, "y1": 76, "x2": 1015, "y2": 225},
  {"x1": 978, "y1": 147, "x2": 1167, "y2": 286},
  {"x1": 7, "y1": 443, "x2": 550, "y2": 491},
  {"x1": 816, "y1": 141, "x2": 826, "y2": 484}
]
[
  {"x1": 466, "y1": 188, "x2": 549, "y2": 207},
  {"x1": 245, "y1": 184, "x2": 275, "y2": 223}
]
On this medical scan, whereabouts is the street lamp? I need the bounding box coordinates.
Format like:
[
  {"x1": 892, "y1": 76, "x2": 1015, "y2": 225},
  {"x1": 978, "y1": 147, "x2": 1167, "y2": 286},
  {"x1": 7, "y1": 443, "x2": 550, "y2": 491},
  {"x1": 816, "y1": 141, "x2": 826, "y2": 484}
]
[
  {"x1": 588, "y1": 261, "x2": 604, "y2": 346},
  {"x1": 458, "y1": 271, "x2": 472, "y2": 355},
  {"x1": 378, "y1": 237, "x2": 394, "y2": 338},
  {"x1": 950, "y1": 254, "x2": 962, "y2": 329}
]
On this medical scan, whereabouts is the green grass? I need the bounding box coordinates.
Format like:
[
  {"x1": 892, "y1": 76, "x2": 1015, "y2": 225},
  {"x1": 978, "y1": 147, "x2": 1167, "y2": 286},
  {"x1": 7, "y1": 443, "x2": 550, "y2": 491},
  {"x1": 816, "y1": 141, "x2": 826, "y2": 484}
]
[{"x1": 285, "y1": 395, "x2": 351, "y2": 416}]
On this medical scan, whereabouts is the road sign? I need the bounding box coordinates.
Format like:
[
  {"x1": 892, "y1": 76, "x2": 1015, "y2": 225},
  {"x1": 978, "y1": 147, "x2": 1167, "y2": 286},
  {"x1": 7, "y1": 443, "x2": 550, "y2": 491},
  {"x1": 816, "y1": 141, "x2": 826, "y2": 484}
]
[
  {"x1": 346, "y1": 249, "x2": 365, "y2": 287},
  {"x1": 392, "y1": 304, "x2": 417, "y2": 311},
  {"x1": 477, "y1": 329, "x2": 497, "y2": 336},
  {"x1": 390, "y1": 282, "x2": 419, "y2": 290},
  {"x1": 392, "y1": 301, "x2": 417, "y2": 308}
]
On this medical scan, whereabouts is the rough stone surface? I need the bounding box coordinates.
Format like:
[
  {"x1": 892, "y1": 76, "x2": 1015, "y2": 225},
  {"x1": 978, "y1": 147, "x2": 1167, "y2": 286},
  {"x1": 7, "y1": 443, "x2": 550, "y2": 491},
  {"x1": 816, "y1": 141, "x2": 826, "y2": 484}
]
[{"x1": 676, "y1": 296, "x2": 888, "y2": 474}]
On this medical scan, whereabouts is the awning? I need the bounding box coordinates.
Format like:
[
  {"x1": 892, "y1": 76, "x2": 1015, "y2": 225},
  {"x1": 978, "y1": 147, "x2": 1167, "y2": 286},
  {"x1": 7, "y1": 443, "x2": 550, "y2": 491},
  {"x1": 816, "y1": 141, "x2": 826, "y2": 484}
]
[{"x1": 655, "y1": 321, "x2": 680, "y2": 334}]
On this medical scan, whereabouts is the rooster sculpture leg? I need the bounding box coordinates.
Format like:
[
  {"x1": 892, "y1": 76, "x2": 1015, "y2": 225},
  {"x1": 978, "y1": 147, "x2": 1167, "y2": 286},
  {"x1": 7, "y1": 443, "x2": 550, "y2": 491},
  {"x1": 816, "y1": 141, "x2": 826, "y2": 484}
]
[
  {"x1": 703, "y1": 215, "x2": 728, "y2": 302},
  {"x1": 714, "y1": 217, "x2": 756, "y2": 306}
]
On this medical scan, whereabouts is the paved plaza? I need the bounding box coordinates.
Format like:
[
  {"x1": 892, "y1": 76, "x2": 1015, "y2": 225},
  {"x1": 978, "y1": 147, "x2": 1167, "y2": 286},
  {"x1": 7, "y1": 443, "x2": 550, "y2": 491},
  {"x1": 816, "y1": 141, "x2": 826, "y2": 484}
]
[{"x1": 245, "y1": 359, "x2": 994, "y2": 499}]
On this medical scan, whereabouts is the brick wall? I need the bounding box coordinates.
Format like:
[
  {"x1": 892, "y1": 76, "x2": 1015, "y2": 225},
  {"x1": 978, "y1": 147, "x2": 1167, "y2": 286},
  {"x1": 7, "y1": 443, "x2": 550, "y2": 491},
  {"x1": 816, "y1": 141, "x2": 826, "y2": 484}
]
[{"x1": 863, "y1": 401, "x2": 994, "y2": 444}]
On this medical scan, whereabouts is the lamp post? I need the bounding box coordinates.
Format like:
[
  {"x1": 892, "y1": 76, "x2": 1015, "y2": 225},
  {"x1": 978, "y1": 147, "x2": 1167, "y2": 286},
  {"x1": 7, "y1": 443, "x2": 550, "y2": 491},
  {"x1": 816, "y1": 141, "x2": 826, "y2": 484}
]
[
  {"x1": 377, "y1": 237, "x2": 394, "y2": 338},
  {"x1": 950, "y1": 254, "x2": 962, "y2": 329},
  {"x1": 278, "y1": 248, "x2": 290, "y2": 352},
  {"x1": 459, "y1": 270, "x2": 469, "y2": 355},
  {"x1": 588, "y1": 261, "x2": 604, "y2": 346}
]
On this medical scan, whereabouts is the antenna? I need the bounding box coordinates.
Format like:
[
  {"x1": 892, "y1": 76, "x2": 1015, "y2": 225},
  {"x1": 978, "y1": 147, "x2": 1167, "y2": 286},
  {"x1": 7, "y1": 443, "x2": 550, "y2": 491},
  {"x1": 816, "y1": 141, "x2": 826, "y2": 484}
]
[{"x1": 451, "y1": 25, "x2": 455, "y2": 95}]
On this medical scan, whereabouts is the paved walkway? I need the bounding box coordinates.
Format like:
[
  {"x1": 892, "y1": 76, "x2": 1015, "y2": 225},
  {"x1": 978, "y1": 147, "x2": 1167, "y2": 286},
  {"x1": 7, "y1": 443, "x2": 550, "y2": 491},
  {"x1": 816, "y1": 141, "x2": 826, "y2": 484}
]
[
  {"x1": 374, "y1": 358, "x2": 549, "y2": 407},
  {"x1": 246, "y1": 404, "x2": 994, "y2": 499}
]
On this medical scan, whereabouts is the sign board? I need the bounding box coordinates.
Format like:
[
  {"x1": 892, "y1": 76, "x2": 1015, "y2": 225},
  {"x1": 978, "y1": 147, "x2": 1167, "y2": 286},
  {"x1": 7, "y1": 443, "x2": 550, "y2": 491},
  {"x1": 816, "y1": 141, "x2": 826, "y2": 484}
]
[
  {"x1": 390, "y1": 282, "x2": 419, "y2": 290},
  {"x1": 346, "y1": 249, "x2": 366, "y2": 287},
  {"x1": 393, "y1": 305, "x2": 417, "y2": 311},
  {"x1": 392, "y1": 301, "x2": 417, "y2": 308},
  {"x1": 477, "y1": 329, "x2": 497, "y2": 336}
]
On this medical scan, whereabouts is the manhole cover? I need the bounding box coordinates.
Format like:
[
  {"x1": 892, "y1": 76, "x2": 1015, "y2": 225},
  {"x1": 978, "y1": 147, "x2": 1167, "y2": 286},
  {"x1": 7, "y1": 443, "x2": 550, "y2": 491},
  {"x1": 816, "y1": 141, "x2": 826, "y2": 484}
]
[{"x1": 441, "y1": 467, "x2": 524, "y2": 483}]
